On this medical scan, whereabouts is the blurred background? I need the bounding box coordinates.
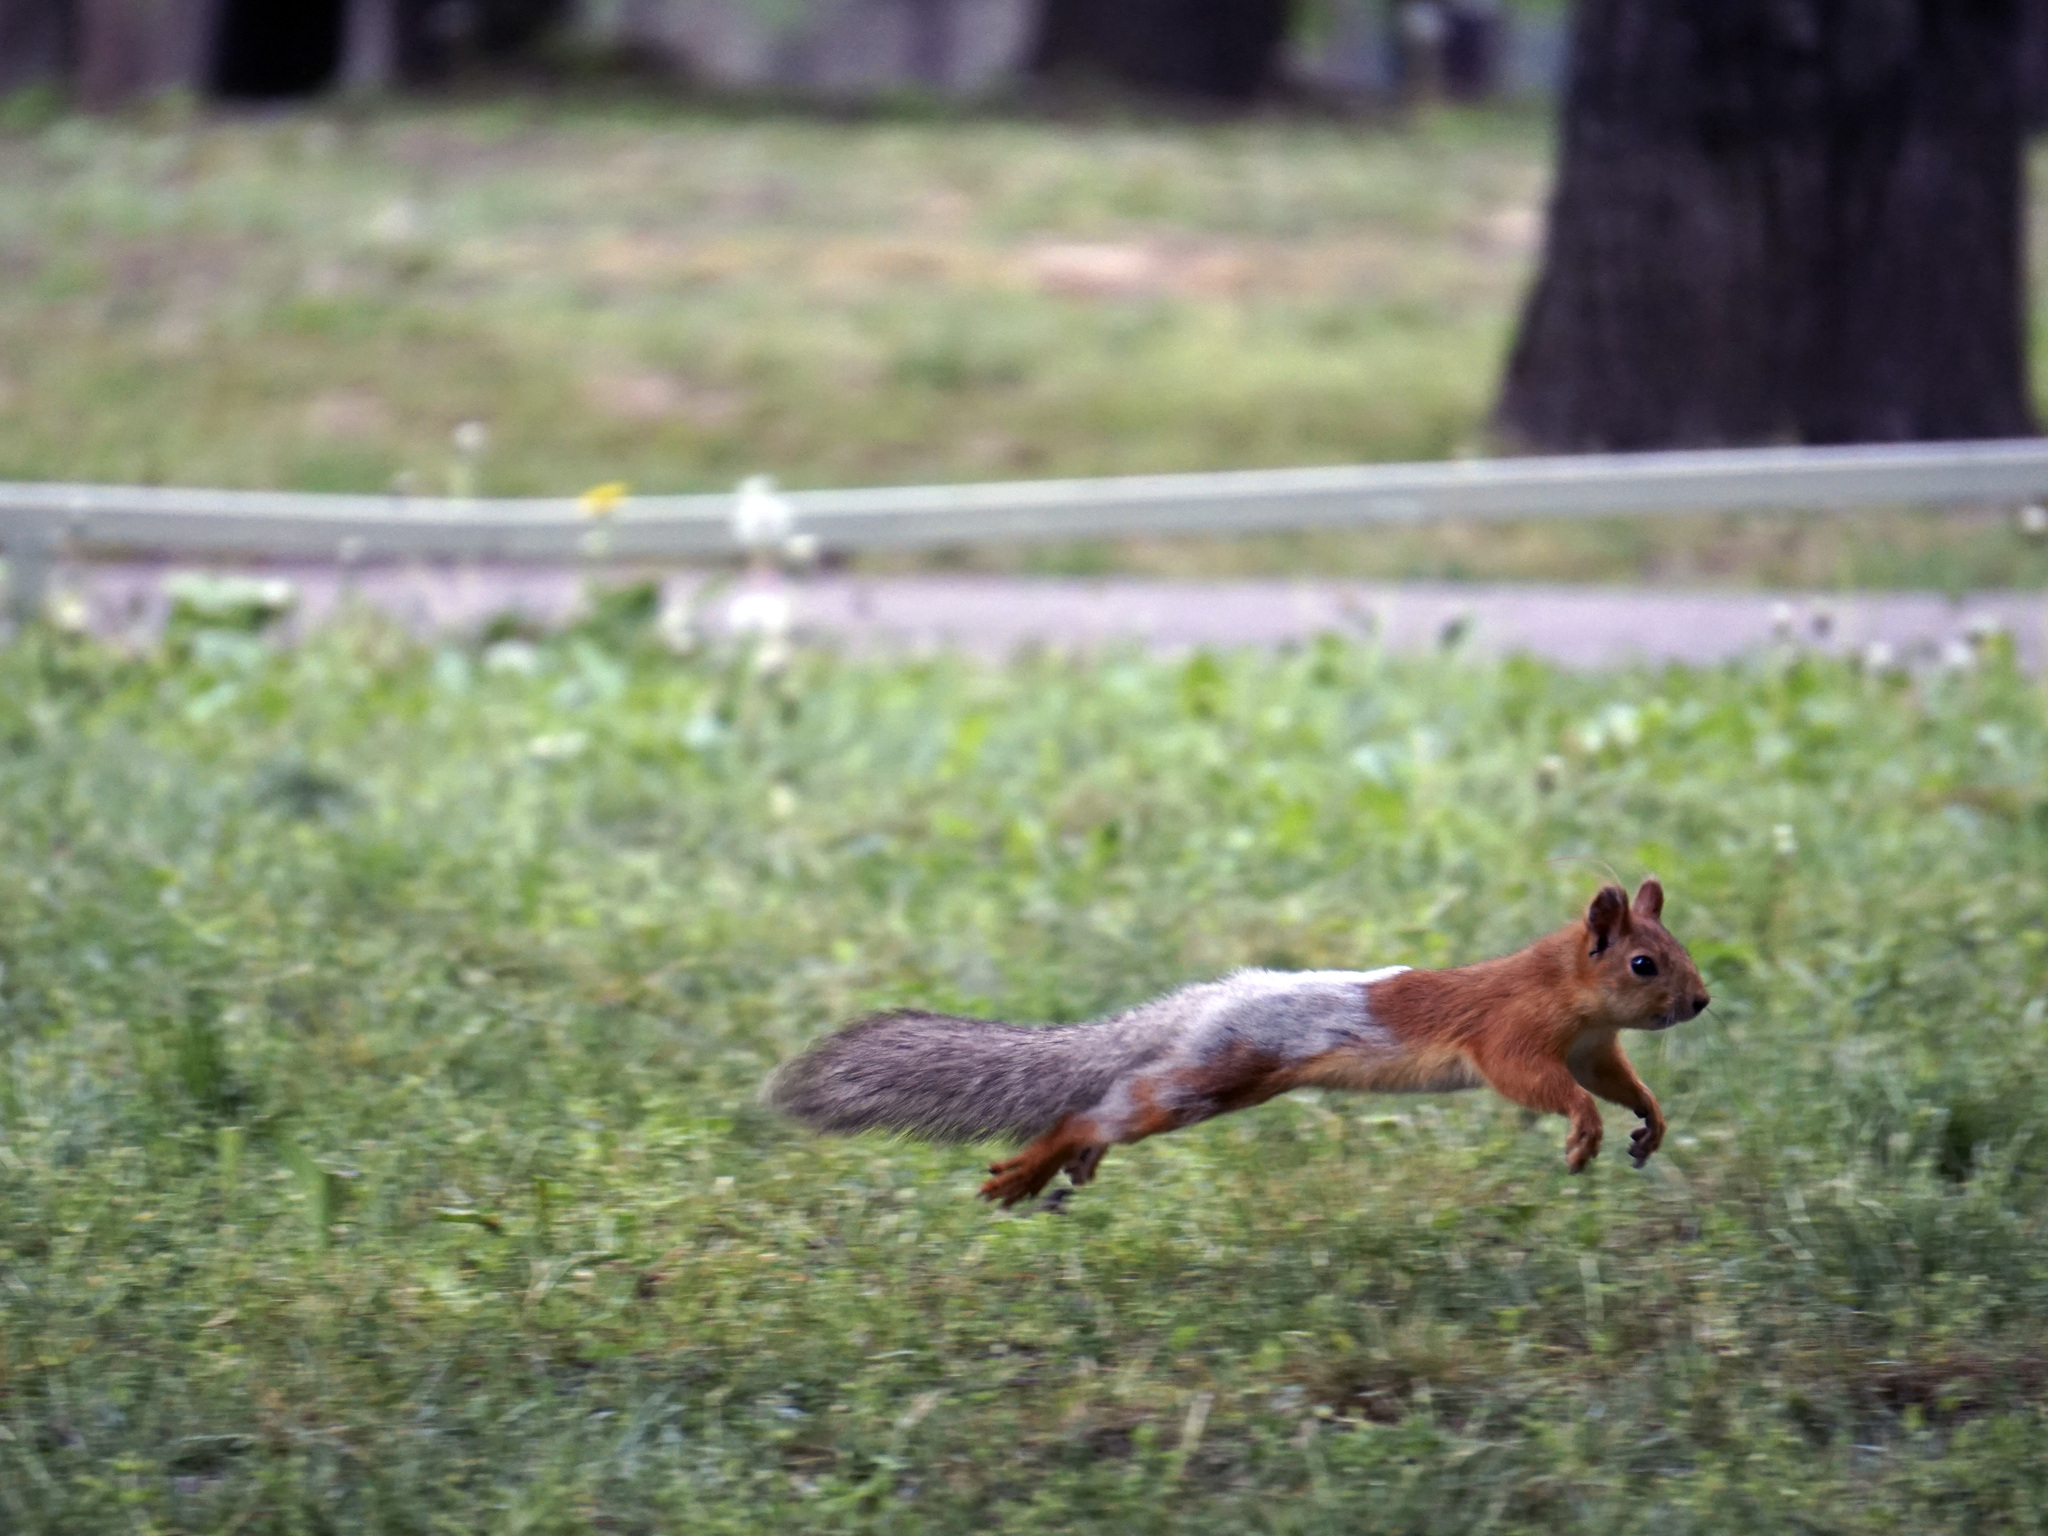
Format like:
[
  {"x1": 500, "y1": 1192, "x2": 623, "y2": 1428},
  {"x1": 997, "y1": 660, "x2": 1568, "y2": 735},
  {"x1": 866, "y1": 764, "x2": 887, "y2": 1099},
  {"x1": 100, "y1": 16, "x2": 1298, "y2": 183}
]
[
  {"x1": 7, "y1": 0, "x2": 2048, "y2": 589},
  {"x1": 4, "y1": 0, "x2": 1567, "y2": 108}
]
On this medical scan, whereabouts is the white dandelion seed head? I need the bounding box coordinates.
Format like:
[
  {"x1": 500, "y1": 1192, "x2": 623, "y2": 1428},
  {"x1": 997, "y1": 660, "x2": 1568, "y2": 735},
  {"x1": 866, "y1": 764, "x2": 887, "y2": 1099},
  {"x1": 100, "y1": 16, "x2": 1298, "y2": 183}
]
[
  {"x1": 370, "y1": 199, "x2": 419, "y2": 244},
  {"x1": 1860, "y1": 640, "x2": 1896, "y2": 674},
  {"x1": 452, "y1": 420, "x2": 489, "y2": 456},
  {"x1": 482, "y1": 639, "x2": 541, "y2": 676},
  {"x1": 1772, "y1": 823, "x2": 1797, "y2": 857},
  {"x1": 732, "y1": 474, "x2": 795, "y2": 552},
  {"x1": 656, "y1": 597, "x2": 697, "y2": 654},
  {"x1": 164, "y1": 573, "x2": 296, "y2": 629},
  {"x1": 1572, "y1": 703, "x2": 1640, "y2": 756},
  {"x1": 2019, "y1": 503, "x2": 2048, "y2": 537},
  {"x1": 48, "y1": 590, "x2": 89, "y2": 635},
  {"x1": 680, "y1": 710, "x2": 724, "y2": 751},
  {"x1": 726, "y1": 587, "x2": 793, "y2": 640},
  {"x1": 527, "y1": 730, "x2": 588, "y2": 762}
]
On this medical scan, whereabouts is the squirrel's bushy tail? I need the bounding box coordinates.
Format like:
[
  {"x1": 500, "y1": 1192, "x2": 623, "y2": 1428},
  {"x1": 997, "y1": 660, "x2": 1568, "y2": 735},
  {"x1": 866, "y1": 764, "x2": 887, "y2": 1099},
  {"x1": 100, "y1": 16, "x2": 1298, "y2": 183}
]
[{"x1": 764, "y1": 1009, "x2": 1127, "y2": 1145}]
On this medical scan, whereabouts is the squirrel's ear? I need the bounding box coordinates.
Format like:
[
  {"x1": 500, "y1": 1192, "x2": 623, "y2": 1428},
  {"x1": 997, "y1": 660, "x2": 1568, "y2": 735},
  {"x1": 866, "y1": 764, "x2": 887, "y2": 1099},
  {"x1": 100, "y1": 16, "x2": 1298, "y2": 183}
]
[
  {"x1": 1586, "y1": 885, "x2": 1629, "y2": 956},
  {"x1": 1632, "y1": 878, "x2": 1664, "y2": 922}
]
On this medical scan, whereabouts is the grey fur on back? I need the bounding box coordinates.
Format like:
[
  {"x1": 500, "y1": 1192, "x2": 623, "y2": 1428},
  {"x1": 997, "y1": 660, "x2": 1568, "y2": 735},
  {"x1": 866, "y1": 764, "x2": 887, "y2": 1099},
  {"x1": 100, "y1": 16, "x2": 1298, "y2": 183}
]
[
  {"x1": 762, "y1": 967, "x2": 1409, "y2": 1146},
  {"x1": 764, "y1": 1003, "x2": 1176, "y2": 1144}
]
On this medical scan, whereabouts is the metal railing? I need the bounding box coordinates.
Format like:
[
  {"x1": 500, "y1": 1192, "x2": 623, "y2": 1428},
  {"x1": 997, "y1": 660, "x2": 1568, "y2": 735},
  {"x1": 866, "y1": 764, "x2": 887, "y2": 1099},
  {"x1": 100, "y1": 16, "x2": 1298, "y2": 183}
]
[{"x1": 5, "y1": 437, "x2": 2047, "y2": 618}]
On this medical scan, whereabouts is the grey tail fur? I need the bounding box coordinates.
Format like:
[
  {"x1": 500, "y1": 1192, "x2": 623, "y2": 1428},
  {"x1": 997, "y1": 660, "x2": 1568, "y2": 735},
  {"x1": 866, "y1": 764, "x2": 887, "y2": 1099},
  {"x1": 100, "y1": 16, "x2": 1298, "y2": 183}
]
[{"x1": 763, "y1": 1008, "x2": 1142, "y2": 1145}]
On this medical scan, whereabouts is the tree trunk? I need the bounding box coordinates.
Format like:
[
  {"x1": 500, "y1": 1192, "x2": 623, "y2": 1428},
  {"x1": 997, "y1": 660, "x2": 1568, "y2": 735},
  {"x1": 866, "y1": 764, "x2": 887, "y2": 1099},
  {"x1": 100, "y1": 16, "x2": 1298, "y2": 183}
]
[
  {"x1": 1497, "y1": 0, "x2": 2035, "y2": 451},
  {"x1": 211, "y1": 0, "x2": 347, "y2": 96},
  {"x1": 0, "y1": 0, "x2": 71, "y2": 93},
  {"x1": 390, "y1": 0, "x2": 571, "y2": 83},
  {"x1": 341, "y1": 0, "x2": 398, "y2": 90},
  {"x1": 76, "y1": 0, "x2": 219, "y2": 107},
  {"x1": 905, "y1": 0, "x2": 956, "y2": 89},
  {"x1": 2021, "y1": 0, "x2": 2048, "y2": 126},
  {"x1": 1029, "y1": 0, "x2": 1292, "y2": 102}
]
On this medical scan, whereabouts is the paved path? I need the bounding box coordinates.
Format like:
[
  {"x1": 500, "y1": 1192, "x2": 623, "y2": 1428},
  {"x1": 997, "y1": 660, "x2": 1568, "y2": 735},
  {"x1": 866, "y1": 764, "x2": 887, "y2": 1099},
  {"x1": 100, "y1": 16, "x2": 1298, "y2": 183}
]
[{"x1": 60, "y1": 562, "x2": 2047, "y2": 670}]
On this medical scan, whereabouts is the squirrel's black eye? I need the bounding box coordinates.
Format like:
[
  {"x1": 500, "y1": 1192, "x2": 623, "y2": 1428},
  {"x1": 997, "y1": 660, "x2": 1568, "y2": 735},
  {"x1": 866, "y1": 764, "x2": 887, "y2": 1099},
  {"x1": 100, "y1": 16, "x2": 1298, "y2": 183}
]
[{"x1": 1630, "y1": 955, "x2": 1658, "y2": 978}]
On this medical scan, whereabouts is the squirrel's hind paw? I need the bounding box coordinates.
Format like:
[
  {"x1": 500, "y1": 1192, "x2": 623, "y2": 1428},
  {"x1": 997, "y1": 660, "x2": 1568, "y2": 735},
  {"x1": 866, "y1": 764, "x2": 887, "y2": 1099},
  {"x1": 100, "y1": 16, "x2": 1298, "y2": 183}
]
[
  {"x1": 1565, "y1": 1121, "x2": 1601, "y2": 1174},
  {"x1": 980, "y1": 1152, "x2": 1058, "y2": 1208},
  {"x1": 980, "y1": 1122, "x2": 1103, "y2": 1208}
]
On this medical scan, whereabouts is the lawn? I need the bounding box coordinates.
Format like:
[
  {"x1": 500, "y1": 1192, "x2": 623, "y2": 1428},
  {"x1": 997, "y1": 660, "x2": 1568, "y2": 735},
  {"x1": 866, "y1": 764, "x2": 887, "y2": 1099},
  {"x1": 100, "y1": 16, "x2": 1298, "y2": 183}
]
[
  {"x1": 8, "y1": 96, "x2": 2048, "y2": 586},
  {"x1": 2, "y1": 606, "x2": 2046, "y2": 1531},
  {"x1": 0, "y1": 101, "x2": 1542, "y2": 493}
]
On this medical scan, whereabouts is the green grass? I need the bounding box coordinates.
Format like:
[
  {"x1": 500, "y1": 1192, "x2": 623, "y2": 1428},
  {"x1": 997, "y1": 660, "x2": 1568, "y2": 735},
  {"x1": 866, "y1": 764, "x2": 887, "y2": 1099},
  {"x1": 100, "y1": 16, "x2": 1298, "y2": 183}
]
[
  {"x1": 0, "y1": 103, "x2": 1544, "y2": 495},
  {"x1": 10, "y1": 96, "x2": 2048, "y2": 585},
  {"x1": 3, "y1": 608, "x2": 2047, "y2": 1531}
]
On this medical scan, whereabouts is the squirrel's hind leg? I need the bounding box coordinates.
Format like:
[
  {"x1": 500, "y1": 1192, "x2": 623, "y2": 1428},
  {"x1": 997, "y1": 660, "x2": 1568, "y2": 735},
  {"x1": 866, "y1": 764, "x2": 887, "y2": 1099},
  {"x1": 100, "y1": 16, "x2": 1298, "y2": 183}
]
[
  {"x1": 1064, "y1": 1144, "x2": 1107, "y2": 1186},
  {"x1": 980, "y1": 1116, "x2": 1100, "y2": 1207}
]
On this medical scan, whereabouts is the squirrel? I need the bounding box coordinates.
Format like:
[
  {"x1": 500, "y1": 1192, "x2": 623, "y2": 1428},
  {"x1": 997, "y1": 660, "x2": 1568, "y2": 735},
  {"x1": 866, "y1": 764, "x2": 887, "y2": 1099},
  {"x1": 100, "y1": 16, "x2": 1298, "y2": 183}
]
[{"x1": 766, "y1": 880, "x2": 1708, "y2": 1207}]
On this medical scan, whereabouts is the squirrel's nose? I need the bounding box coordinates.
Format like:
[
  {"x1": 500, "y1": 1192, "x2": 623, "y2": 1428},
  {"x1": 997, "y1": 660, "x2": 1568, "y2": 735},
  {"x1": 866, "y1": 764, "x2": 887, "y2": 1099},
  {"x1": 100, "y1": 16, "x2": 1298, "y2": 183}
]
[{"x1": 1691, "y1": 993, "x2": 1710, "y2": 1018}]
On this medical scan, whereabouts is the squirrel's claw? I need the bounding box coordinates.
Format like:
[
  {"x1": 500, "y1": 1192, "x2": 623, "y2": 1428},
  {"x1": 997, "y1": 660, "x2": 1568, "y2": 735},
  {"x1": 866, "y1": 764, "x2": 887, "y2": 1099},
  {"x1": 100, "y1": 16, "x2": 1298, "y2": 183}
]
[
  {"x1": 981, "y1": 1150, "x2": 1057, "y2": 1207},
  {"x1": 1565, "y1": 1121, "x2": 1601, "y2": 1173}
]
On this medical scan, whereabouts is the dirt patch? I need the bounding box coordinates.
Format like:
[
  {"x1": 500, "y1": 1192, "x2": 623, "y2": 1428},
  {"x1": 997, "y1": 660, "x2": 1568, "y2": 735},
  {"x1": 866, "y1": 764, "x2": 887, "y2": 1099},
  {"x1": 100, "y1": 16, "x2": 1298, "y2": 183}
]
[
  {"x1": 582, "y1": 233, "x2": 692, "y2": 283},
  {"x1": 1021, "y1": 240, "x2": 1254, "y2": 299},
  {"x1": 1018, "y1": 237, "x2": 1441, "y2": 302},
  {"x1": 582, "y1": 371, "x2": 746, "y2": 428},
  {"x1": 1472, "y1": 205, "x2": 1543, "y2": 257},
  {"x1": 1026, "y1": 241, "x2": 1162, "y2": 297},
  {"x1": 303, "y1": 389, "x2": 392, "y2": 440},
  {"x1": 805, "y1": 237, "x2": 994, "y2": 296}
]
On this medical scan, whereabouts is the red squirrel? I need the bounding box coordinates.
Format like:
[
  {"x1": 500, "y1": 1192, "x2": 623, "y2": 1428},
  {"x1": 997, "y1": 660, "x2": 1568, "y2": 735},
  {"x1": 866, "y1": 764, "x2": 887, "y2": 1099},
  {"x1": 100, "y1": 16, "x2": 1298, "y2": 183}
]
[{"x1": 767, "y1": 881, "x2": 1708, "y2": 1206}]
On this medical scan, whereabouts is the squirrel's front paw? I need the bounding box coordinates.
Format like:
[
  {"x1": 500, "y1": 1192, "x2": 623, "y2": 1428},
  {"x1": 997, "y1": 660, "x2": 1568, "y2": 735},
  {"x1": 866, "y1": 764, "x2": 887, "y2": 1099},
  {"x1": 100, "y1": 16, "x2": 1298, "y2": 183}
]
[
  {"x1": 1565, "y1": 1120, "x2": 1601, "y2": 1173},
  {"x1": 1629, "y1": 1117, "x2": 1665, "y2": 1169}
]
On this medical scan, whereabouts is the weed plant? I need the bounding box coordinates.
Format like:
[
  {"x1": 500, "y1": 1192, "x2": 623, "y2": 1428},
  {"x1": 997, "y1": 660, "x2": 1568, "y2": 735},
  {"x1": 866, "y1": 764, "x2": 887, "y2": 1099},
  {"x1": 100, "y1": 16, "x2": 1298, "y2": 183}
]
[{"x1": 1, "y1": 610, "x2": 2045, "y2": 1531}]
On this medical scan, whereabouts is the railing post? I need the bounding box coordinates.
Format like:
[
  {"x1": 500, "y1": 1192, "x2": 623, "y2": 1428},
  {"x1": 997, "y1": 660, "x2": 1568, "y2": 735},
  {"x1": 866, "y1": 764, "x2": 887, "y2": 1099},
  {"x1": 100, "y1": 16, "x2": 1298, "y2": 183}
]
[{"x1": 0, "y1": 514, "x2": 54, "y2": 632}]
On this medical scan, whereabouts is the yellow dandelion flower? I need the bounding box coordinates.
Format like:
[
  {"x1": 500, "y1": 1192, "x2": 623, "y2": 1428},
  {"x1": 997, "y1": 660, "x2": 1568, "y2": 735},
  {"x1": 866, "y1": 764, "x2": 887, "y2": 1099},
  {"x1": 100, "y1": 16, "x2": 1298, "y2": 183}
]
[{"x1": 579, "y1": 481, "x2": 630, "y2": 518}]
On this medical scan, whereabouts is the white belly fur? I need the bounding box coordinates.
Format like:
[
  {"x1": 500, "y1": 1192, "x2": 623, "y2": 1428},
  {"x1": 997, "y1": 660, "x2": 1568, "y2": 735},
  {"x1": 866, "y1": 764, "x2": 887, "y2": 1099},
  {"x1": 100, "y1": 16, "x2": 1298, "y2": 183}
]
[{"x1": 1087, "y1": 966, "x2": 1480, "y2": 1137}]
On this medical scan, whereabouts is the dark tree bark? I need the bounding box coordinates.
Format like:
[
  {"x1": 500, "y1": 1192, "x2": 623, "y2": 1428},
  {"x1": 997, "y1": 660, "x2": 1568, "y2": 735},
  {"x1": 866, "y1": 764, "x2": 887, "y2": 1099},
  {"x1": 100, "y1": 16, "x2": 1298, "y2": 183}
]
[
  {"x1": 211, "y1": 0, "x2": 346, "y2": 96},
  {"x1": 1497, "y1": 0, "x2": 2035, "y2": 451},
  {"x1": 1029, "y1": 0, "x2": 1292, "y2": 102},
  {"x1": 341, "y1": 0, "x2": 399, "y2": 89},
  {"x1": 0, "y1": 0, "x2": 72, "y2": 93},
  {"x1": 391, "y1": 0, "x2": 571, "y2": 83},
  {"x1": 905, "y1": 0, "x2": 957, "y2": 89},
  {"x1": 2021, "y1": 0, "x2": 2048, "y2": 125},
  {"x1": 75, "y1": 0, "x2": 219, "y2": 107}
]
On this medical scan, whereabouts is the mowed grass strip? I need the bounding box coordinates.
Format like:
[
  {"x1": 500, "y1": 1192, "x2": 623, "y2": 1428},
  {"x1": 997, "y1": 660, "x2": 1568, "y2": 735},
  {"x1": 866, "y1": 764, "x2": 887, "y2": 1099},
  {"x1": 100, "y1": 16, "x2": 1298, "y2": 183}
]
[
  {"x1": 1, "y1": 611, "x2": 2046, "y2": 1531},
  {"x1": 0, "y1": 106, "x2": 1542, "y2": 496}
]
